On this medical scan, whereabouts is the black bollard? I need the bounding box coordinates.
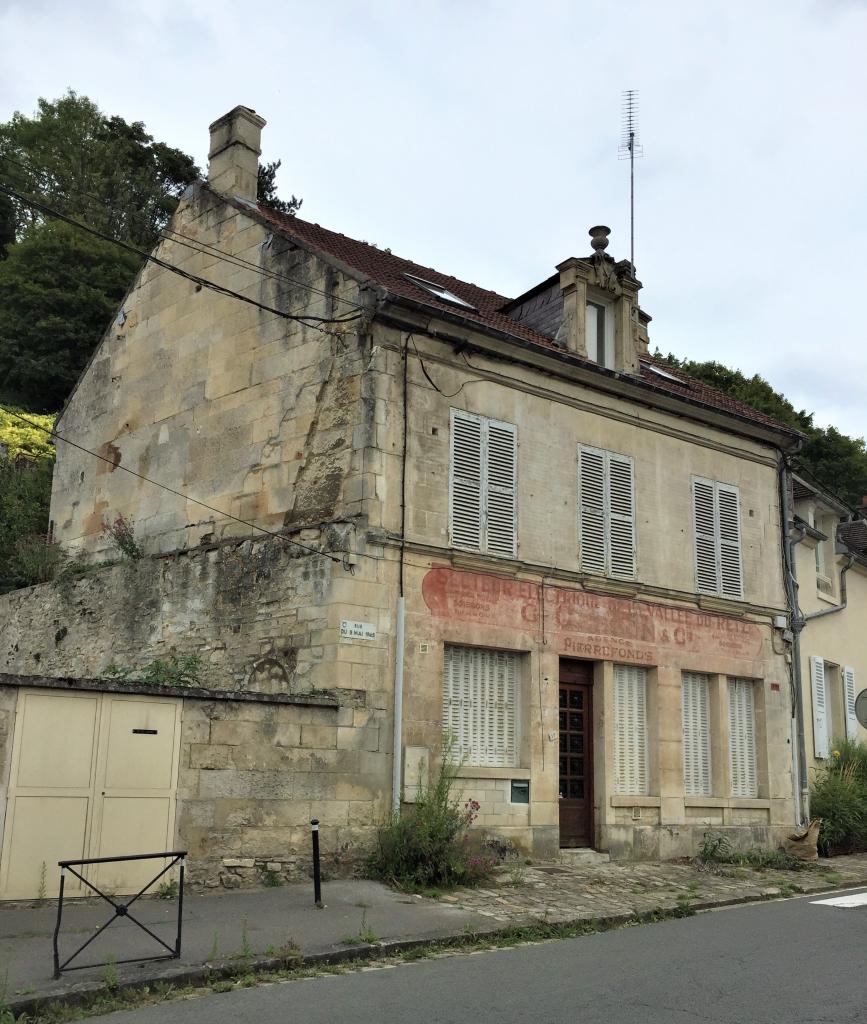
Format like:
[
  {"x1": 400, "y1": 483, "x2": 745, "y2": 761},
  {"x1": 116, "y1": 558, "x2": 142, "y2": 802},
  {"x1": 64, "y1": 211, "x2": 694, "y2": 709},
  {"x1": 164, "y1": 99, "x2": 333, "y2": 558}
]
[{"x1": 311, "y1": 818, "x2": 323, "y2": 907}]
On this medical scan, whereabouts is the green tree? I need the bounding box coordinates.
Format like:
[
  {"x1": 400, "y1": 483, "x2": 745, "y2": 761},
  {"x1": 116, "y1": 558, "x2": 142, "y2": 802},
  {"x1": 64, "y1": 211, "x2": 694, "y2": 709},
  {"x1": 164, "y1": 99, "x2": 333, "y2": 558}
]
[
  {"x1": 0, "y1": 450, "x2": 54, "y2": 593},
  {"x1": 0, "y1": 220, "x2": 139, "y2": 410},
  {"x1": 257, "y1": 159, "x2": 302, "y2": 216},
  {"x1": 0, "y1": 91, "x2": 200, "y2": 249},
  {"x1": 658, "y1": 353, "x2": 867, "y2": 508}
]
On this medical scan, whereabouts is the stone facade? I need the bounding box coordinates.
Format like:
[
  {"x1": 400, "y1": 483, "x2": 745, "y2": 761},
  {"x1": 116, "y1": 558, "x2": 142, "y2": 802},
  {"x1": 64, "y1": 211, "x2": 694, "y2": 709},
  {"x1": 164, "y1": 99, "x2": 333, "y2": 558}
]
[{"x1": 0, "y1": 106, "x2": 808, "y2": 888}]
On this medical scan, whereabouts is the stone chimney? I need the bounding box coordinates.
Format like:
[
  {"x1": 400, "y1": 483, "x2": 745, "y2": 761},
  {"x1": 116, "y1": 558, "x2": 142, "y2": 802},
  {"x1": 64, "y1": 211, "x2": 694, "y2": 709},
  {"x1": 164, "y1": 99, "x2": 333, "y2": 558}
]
[{"x1": 207, "y1": 106, "x2": 266, "y2": 201}]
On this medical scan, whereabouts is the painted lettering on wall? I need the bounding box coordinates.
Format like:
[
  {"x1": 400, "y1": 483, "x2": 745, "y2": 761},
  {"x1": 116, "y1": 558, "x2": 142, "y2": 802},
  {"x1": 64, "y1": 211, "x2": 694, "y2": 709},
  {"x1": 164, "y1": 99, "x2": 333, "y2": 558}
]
[{"x1": 421, "y1": 567, "x2": 763, "y2": 660}]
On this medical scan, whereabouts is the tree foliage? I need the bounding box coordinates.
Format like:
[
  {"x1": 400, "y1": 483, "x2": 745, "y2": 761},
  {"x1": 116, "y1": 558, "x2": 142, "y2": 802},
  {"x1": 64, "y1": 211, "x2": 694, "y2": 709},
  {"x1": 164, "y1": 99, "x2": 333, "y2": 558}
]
[
  {"x1": 0, "y1": 220, "x2": 140, "y2": 410},
  {"x1": 0, "y1": 91, "x2": 200, "y2": 250},
  {"x1": 658, "y1": 353, "x2": 867, "y2": 508},
  {"x1": 0, "y1": 405, "x2": 55, "y2": 459},
  {"x1": 0, "y1": 455, "x2": 54, "y2": 593},
  {"x1": 257, "y1": 159, "x2": 302, "y2": 216}
]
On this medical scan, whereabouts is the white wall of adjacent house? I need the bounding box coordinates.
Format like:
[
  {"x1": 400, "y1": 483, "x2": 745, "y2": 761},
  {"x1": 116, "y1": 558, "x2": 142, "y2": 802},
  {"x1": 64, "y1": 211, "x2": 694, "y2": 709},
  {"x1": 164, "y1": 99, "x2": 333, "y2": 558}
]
[{"x1": 794, "y1": 500, "x2": 867, "y2": 769}]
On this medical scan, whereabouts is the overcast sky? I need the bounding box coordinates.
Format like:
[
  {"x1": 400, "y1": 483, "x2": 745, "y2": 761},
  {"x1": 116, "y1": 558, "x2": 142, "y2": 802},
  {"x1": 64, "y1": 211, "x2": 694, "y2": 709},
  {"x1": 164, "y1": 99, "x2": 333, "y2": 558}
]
[{"x1": 1, "y1": 0, "x2": 865, "y2": 439}]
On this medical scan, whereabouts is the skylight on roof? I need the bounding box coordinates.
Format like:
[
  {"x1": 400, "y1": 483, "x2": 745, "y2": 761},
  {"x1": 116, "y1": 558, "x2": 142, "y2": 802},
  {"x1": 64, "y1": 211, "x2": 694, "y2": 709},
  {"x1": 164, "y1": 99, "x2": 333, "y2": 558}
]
[
  {"x1": 404, "y1": 273, "x2": 477, "y2": 311},
  {"x1": 642, "y1": 361, "x2": 686, "y2": 385}
]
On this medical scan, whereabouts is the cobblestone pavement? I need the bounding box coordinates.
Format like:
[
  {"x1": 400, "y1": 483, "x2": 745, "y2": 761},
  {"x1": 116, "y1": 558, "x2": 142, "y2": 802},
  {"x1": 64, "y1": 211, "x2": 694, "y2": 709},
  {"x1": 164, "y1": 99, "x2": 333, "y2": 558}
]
[{"x1": 440, "y1": 853, "x2": 867, "y2": 925}]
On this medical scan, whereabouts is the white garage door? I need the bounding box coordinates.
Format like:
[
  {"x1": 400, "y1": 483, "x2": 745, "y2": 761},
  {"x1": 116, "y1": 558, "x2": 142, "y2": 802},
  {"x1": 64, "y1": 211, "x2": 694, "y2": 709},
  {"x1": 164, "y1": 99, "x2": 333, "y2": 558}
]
[{"x1": 0, "y1": 689, "x2": 182, "y2": 900}]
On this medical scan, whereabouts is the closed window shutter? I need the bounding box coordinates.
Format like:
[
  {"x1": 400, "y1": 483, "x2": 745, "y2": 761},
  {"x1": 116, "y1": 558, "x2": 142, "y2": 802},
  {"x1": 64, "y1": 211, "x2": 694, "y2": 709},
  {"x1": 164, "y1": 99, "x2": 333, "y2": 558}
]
[
  {"x1": 450, "y1": 411, "x2": 483, "y2": 550},
  {"x1": 578, "y1": 447, "x2": 606, "y2": 574},
  {"x1": 843, "y1": 666, "x2": 858, "y2": 742},
  {"x1": 442, "y1": 645, "x2": 518, "y2": 767},
  {"x1": 682, "y1": 672, "x2": 712, "y2": 796},
  {"x1": 810, "y1": 656, "x2": 829, "y2": 758},
  {"x1": 608, "y1": 453, "x2": 636, "y2": 580},
  {"x1": 728, "y1": 678, "x2": 757, "y2": 797},
  {"x1": 486, "y1": 421, "x2": 517, "y2": 558},
  {"x1": 717, "y1": 484, "x2": 743, "y2": 599},
  {"x1": 693, "y1": 478, "x2": 719, "y2": 594},
  {"x1": 614, "y1": 665, "x2": 648, "y2": 795}
]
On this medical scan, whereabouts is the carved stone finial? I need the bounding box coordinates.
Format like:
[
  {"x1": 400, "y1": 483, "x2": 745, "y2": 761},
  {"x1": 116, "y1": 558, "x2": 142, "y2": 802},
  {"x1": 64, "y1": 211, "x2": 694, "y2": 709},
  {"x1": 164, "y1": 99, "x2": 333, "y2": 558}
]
[{"x1": 589, "y1": 225, "x2": 611, "y2": 253}]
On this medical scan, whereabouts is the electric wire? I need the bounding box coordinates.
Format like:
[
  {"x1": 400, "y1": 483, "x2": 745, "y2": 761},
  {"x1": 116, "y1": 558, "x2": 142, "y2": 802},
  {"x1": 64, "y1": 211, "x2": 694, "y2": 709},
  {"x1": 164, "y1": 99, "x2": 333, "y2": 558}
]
[
  {"x1": 0, "y1": 184, "x2": 364, "y2": 332},
  {"x1": 4, "y1": 408, "x2": 360, "y2": 570},
  {"x1": 0, "y1": 152, "x2": 369, "y2": 316}
]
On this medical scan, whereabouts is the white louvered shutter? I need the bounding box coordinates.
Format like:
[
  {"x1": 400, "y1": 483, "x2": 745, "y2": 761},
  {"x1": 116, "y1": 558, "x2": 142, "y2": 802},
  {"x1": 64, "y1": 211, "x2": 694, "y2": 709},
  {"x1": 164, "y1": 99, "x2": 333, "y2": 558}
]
[
  {"x1": 717, "y1": 484, "x2": 743, "y2": 599},
  {"x1": 450, "y1": 411, "x2": 483, "y2": 551},
  {"x1": 578, "y1": 446, "x2": 607, "y2": 575},
  {"x1": 442, "y1": 645, "x2": 517, "y2": 768},
  {"x1": 485, "y1": 420, "x2": 517, "y2": 558},
  {"x1": 728, "y1": 678, "x2": 757, "y2": 798},
  {"x1": 693, "y1": 478, "x2": 719, "y2": 594},
  {"x1": 844, "y1": 666, "x2": 858, "y2": 742},
  {"x1": 682, "y1": 672, "x2": 712, "y2": 796},
  {"x1": 810, "y1": 656, "x2": 829, "y2": 759},
  {"x1": 614, "y1": 665, "x2": 648, "y2": 795},
  {"x1": 608, "y1": 453, "x2": 636, "y2": 580}
]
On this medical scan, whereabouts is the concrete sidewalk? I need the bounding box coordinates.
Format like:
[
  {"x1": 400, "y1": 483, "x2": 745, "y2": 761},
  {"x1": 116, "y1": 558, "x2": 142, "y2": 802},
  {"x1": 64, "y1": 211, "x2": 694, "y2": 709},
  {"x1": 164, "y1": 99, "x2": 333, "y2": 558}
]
[
  {"x1": 0, "y1": 879, "x2": 491, "y2": 1010},
  {"x1": 3, "y1": 853, "x2": 867, "y2": 1016}
]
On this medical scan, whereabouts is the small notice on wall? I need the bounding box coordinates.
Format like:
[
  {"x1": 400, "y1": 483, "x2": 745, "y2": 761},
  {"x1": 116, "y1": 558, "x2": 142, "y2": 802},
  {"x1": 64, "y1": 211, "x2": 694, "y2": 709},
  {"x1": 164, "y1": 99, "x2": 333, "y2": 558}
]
[{"x1": 340, "y1": 620, "x2": 376, "y2": 642}]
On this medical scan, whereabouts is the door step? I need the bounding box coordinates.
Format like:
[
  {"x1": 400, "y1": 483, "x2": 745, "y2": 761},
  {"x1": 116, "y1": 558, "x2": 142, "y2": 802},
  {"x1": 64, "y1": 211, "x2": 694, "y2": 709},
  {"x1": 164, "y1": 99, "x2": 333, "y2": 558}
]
[{"x1": 558, "y1": 848, "x2": 610, "y2": 866}]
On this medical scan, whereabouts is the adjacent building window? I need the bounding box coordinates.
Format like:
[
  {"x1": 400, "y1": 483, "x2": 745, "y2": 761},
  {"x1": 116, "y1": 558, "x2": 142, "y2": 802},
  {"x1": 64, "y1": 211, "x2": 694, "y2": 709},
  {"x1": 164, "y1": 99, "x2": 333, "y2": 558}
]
[
  {"x1": 613, "y1": 664, "x2": 648, "y2": 794},
  {"x1": 813, "y1": 514, "x2": 835, "y2": 596},
  {"x1": 586, "y1": 300, "x2": 614, "y2": 369},
  {"x1": 682, "y1": 672, "x2": 712, "y2": 796},
  {"x1": 449, "y1": 410, "x2": 517, "y2": 558},
  {"x1": 811, "y1": 657, "x2": 859, "y2": 756},
  {"x1": 810, "y1": 656, "x2": 829, "y2": 759},
  {"x1": 578, "y1": 446, "x2": 636, "y2": 579},
  {"x1": 692, "y1": 477, "x2": 743, "y2": 599},
  {"x1": 442, "y1": 644, "x2": 519, "y2": 768},
  {"x1": 728, "y1": 678, "x2": 758, "y2": 797}
]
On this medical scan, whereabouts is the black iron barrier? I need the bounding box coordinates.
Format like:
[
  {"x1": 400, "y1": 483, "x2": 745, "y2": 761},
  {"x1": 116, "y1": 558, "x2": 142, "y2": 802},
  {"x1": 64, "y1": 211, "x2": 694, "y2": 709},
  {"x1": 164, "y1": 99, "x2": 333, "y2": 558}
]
[
  {"x1": 311, "y1": 819, "x2": 323, "y2": 907},
  {"x1": 52, "y1": 850, "x2": 187, "y2": 979}
]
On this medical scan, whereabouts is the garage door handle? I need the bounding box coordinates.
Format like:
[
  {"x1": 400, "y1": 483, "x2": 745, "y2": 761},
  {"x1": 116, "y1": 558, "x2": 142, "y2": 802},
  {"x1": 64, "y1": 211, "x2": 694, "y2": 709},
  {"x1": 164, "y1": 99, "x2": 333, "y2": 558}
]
[{"x1": 132, "y1": 729, "x2": 158, "y2": 735}]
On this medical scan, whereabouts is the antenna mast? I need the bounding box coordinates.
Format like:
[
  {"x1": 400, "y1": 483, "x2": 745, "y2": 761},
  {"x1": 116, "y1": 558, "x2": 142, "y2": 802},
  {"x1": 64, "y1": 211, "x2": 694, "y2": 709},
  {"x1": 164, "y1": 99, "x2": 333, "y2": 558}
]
[{"x1": 618, "y1": 90, "x2": 643, "y2": 275}]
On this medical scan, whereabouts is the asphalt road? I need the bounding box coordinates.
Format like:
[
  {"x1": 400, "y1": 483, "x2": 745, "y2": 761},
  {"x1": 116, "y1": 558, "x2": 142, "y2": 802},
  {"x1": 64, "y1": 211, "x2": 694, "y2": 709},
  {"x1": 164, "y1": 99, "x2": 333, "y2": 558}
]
[{"x1": 89, "y1": 887, "x2": 867, "y2": 1023}]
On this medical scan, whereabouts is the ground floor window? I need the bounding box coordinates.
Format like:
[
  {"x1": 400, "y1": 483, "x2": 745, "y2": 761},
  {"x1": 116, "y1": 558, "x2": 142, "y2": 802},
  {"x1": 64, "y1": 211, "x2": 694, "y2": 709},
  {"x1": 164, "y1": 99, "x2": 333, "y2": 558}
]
[
  {"x1": 613, "y1": 664, "x2": 648, "y2": 795},
  {"x1": 682, "y1": 672, "x2": 712, "y2": 796},
  {"x1": 728, "y1": 678, "x2": 758, "y2": 797},
  {"x1": 442, "y1": 644, "x2": 519, "y2": 767}
]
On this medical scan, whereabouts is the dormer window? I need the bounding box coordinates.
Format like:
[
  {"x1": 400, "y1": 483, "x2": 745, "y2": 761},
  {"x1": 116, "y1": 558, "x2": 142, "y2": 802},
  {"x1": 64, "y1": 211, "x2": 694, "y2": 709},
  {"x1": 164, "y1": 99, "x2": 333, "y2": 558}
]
[
  {"x1": 586, "y1": 300, "x2": 614, "y2": 368},
  {"x1": 404, "y1": 273, "x2": 477, "y2": 311}
]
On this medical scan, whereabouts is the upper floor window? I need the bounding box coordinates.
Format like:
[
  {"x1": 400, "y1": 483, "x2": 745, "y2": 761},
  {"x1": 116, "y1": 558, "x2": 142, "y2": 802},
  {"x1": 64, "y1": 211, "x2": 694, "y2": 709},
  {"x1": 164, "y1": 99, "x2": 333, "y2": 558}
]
[
  {"x1": 578, "y1": 445, "x2": 635, "y2": 579},
  {"x1": 586, "y1": 300, "x2": 614, "y2": 369},
  {"x1": 449, "y1": 410, "x2": 517, "y2": 558},
  {"x1": 692, "y1": 477, "x2": 743, "y2": 599},
  {"x1": 813, "y1": 513, "x2": 835, "y2": 596}
]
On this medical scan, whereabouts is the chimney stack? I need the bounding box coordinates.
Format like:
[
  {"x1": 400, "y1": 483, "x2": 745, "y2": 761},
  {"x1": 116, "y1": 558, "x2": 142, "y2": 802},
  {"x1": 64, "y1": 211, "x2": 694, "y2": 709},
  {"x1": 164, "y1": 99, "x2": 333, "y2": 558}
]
[{"x1": 208, "y1": 106, "x2": 266, "y2": 202}]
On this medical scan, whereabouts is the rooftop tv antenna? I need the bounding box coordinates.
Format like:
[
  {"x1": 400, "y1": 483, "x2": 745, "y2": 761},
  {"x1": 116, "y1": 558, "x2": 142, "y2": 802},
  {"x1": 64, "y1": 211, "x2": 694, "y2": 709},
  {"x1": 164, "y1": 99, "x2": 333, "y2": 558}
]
[{"x1": 618, "y1": 89, "x2": 643, "y2": 275}]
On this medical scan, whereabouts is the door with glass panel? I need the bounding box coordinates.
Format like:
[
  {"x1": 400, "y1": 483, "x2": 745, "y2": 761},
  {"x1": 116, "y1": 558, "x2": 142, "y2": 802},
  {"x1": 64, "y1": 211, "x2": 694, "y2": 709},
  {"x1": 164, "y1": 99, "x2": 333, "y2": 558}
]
[{"x1": 559, "y1": 660, "x2": 593, "y2": 847}]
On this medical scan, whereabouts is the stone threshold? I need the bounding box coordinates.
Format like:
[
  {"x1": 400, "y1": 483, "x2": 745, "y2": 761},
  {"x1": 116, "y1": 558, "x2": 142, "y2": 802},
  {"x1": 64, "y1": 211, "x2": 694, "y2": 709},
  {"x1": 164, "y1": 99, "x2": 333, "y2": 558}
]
[{"x1": 0, "y1": 672, "x2": 339, "y2": 708}]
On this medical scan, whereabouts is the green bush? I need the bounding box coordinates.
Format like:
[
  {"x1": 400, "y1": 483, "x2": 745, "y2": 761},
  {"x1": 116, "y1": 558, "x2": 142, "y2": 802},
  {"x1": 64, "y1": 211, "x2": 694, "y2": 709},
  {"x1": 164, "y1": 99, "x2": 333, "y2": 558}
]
[
  {"x1": 811, "y1": 741, "x2": 867, "y2": 856},
  {"x1": 367, "y1": 749, "x2": 494, "y2": 891},
  {"x1": 0, "y1": 455, "x2": 54, "y2": 592}
]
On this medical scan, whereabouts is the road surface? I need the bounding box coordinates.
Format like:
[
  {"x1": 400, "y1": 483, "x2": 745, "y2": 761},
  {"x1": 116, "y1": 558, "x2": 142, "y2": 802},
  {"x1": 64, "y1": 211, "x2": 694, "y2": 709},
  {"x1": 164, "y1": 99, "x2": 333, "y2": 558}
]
[{"x1": 88, "y1": 886, "x2": 867, "y2": 1023}]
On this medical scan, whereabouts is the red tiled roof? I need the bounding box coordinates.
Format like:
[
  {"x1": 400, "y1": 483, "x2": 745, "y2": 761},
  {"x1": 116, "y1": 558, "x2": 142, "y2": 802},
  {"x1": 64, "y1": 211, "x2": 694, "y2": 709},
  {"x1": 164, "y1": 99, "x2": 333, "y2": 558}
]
[{"x1": 240, "y1": 194, "x2": 800, "y2": 438}]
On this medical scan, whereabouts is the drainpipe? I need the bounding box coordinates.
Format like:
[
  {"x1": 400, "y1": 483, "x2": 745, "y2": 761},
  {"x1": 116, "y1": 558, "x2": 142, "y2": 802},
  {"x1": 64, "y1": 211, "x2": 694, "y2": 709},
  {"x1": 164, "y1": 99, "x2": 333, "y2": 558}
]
[
  {"x1": 801, "y1": 554, "x2": 855, "y2": 624},
  {"x1": 391, "y1": 335, "x2": 410, "y2": 815},
  {"x1": 779, "y1": 458, "x2": 808, "y2": 826}
]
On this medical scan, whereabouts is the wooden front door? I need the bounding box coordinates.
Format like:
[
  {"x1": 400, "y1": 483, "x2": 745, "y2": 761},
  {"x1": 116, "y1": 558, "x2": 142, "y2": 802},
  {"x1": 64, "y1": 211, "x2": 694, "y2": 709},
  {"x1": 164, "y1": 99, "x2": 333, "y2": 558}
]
[{"x1": 559, "y1": 660, "x2": 593, "y2": 848}]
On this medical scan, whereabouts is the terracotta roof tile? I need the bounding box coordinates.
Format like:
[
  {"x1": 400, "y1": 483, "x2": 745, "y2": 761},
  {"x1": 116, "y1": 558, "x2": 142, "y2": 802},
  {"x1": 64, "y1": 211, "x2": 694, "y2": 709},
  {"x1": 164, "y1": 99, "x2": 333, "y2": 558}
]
[{"x1": 238, "y1": 195, "x2": 799, "y2": 438}]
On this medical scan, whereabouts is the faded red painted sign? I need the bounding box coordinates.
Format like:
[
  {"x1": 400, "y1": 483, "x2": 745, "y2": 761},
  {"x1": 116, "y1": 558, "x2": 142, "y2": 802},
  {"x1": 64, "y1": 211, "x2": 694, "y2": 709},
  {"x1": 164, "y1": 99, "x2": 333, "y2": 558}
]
[{"x1": 421, "y1": 566, "x2": 763, "y2": 661}]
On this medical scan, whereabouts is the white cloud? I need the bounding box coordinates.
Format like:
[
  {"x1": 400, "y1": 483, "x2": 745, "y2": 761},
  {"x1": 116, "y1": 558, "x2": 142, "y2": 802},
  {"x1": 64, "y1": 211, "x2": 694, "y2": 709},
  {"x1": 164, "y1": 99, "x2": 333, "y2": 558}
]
[{"x1": 1, "y1": 0, "x2": 864, "y2": 438}]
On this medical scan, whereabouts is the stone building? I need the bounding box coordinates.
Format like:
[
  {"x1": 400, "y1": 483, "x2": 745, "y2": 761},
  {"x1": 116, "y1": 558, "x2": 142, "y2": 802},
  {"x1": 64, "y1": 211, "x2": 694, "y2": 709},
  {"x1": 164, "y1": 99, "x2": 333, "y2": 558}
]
[
  {"x1": 787, "y1": 478, "x2": 867, "y2": 819},
  {"x1": 0, "y1": 106, "x2": 804, "y2": 897}
]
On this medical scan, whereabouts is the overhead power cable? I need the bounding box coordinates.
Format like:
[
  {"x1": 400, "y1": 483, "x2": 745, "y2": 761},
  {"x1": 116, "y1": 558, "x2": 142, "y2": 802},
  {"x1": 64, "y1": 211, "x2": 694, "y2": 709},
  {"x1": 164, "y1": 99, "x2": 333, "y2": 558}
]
[
  {"x1": 0, "y1": 184, "x2": 364, "y2": 332},
  {"x1": 0, "y1": 152, "x2": 368, "y2": 316},
  {"x1": 5, "y1": 409, "x2": 358, "y2": 570}
]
